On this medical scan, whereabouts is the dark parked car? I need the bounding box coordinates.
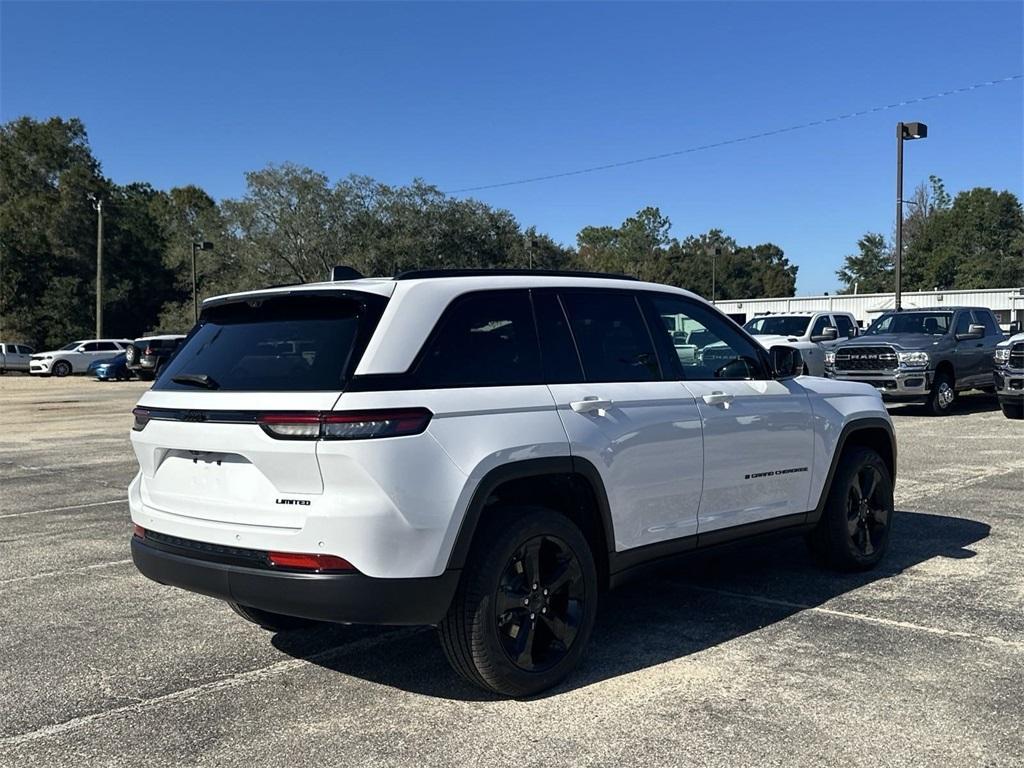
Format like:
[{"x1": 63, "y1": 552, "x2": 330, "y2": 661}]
[
  {"x1": 825, "y1": 306, "x2": 1003, "y2": 415},
  {"x1": 89, "y1": 352, "x2": 132, "y2": 381},
  {"x1": 125, "y1": 335, "x2": 185, "y2": 380}
]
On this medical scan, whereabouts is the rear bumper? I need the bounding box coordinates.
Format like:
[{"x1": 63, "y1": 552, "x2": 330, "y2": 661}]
[{"x1": 131, "y1": 536, "x2": 460, "y2": 626}]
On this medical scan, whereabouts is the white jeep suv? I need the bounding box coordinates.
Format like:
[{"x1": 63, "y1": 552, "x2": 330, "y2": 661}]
[
  {"x1": 743, "y1": 311, "x2": 859, "y2": 377},
  {"x1": 129, "y1": 269, "x2": 896, "y2": 696}
]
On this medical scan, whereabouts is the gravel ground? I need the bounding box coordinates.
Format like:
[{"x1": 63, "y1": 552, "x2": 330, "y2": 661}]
[{"x1": 1, "y1": 375, "x2": 1021, "y2": 767}]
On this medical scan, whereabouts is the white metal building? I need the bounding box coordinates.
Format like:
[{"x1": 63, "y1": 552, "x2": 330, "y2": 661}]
[{"x1": 714, "y1": 287, "x2": 1024, "y2": 329}]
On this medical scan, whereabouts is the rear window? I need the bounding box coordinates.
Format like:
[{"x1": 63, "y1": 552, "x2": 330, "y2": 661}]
[{"x1": 154, "y1": 293, "x2": 386, "y2": 392}]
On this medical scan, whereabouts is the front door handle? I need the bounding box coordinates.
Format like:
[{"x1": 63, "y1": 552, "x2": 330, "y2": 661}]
[
  {"x1": 702, "y1": 391, "x2": 735, "y2": 407},
  {"x1": 570, "y1": 397, "x2": 613, "y2": 415}
]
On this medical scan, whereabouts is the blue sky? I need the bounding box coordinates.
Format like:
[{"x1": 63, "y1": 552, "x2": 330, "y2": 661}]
[{"x1": 2, "y1": 1, "x2": 1021, "y2": 294}]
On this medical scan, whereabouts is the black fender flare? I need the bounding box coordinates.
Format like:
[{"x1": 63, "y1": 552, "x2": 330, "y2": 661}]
[
  {"x1": 809, "y1": 416, "x2": 896, "y2": 523},
  {"x1": 444, "y1": 456, "x2": 616, "y2": 572}
]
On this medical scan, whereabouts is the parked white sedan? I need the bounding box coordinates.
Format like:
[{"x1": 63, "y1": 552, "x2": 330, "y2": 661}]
[{"x1": 30, "y1": 339, "x2": 133, "y2": 377}]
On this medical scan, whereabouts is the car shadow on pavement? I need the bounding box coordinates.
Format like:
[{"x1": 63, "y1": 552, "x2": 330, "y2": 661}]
[{"x1": 271, "y1": 509, "x2": 990, "y2": 701}]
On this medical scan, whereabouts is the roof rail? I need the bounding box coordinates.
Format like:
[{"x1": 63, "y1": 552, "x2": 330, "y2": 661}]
[{"x1": 393, "y1": 268, "x2": 638, "y2": 281}]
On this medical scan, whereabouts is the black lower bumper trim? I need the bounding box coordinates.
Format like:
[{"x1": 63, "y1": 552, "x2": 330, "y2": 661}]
[{"x1": 131, "y1": 538, "x2": 459, "y2": 626}]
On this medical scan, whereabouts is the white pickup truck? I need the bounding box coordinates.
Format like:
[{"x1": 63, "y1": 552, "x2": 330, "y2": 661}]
[
  {"x1": 743, "y1": 311, "x2": 859, "y2": 377},
  {"x1": 0, "y1": 342, "x2": 35, "y2": 373}
]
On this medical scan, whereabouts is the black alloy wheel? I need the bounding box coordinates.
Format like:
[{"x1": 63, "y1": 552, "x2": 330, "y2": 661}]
[
  {"x1": 438, "y1": 506, "x2": 598, "y2": 697},
  {"x1": 846, "y1": 464, "x2": 889, "y2": 558},
  {"x1": 808, "y1": 446, "x2": 894, "y2": 571},
  {"x1": 495, "y1": 535, "x2": 585, "y2": 672}
]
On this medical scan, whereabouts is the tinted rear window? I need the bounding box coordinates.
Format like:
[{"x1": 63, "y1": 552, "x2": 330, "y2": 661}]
[{"x1": 154, "y1": 293, "x2": 385, "y2": 392}]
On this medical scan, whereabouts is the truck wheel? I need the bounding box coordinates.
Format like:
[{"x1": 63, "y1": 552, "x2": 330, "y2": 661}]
[
  {"x1": 808, "y1": 446, "x2": 894, "y2": 572},
  {"x1": 51, "y1": 360, "x2": 72, "y2": 377},
  {"x1": 1000, "y1": 399, "x2": 1024, "y2": 419},
  {"x1": 227, "y1": 601, "x2": 320, "y2": 632},
  {"x1": 926, "y1": 371, "x2": 956, "y2": 416},
  {"x1": 438, "y1": 507, "x2": 598, "y2": 697}
]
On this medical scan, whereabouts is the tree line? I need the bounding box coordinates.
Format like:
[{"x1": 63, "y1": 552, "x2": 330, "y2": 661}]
[
  {"x1": 1, "y1": 117, "x2": 799, "y2": 348},
  {"x1": 836, "y1": 176, "x2": 1023, "y2": 294},
  {"x1": 2, "y1": 116, "x2": 1019, "y2": 349}
]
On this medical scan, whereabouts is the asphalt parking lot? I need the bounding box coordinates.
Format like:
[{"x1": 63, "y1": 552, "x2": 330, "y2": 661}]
[{"x1": 1, "y1": 375, "x2": 1021, "y2": 767}]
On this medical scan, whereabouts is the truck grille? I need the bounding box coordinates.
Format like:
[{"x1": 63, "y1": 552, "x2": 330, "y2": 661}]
[
  {"x1": 1010, "y1": 343, "x2": 1024, "y2": 370},
  {"x1": 834, "y1": 346, "x2": 898, "y2": 372}
]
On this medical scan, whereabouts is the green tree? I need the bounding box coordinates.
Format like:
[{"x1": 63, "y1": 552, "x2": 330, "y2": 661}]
[
  {"x1": 835, "y1": 233, "x2": 893, "y2": 294},
  {"x1": 0, "y1": 117, "x2": 105, "y2": 347}
]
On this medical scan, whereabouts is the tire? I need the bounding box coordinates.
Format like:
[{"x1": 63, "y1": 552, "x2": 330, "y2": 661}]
[
  {"x1": 926, "y1": 370, "x2": 956, "y2": 416},
  {"x1": 808, "y1": 447, "x2": 894, "y2": 572},
  {"x1": 227, "y1": 601, "x2": 320, "y2": 632},
  {"x1": 51, "y1": 360, "x2": 72, "y2": 377},
  {"x1": 438, "y1": 506, "x2": 599, "y2": 697},
  {"x1": 1000, "y1": 399, "x2": 1024, "y2": 420}
]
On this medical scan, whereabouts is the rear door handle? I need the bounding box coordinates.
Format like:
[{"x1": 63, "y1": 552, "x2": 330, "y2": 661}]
[
  {"x1": 570, "y1": 397, "x2": 613, "y2": 414},
  {"x1": 702, "y1": 391, "x2": 735, "y2": 406}
]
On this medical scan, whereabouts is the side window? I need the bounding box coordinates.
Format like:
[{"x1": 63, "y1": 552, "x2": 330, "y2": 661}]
[
  {"x1": 809, "y1": 315, "x2": 831, "y2": 338},
  {"x1": 532, "y1": 292, "x2": 584, "y2": 383},
  {"x1": 976, "y1": 311, "x2": 1000, "y2": 337},
  {"x1": 646, "y1": 293, "x2": 766, "y2": 381},
  {"x1": 559, "y1": 292, "x2": 659, "y2": 382},
  {"x1": 80, "y1": 342, "x2": 100, "y2": 352},
  {"x1": 415, "y1": 290, "x2": 541, "y2": 387},
  {"x1": 834, "y1": 315, "x2": 855, "y2": 338},
  {"x1": 97, "y1": 342, "x2": 119, "y2": 352},
  {"x1": 955, "y1": 312, "x2": 973, "y2": 336}
]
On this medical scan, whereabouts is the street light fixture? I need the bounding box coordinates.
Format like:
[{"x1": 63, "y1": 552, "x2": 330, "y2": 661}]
[
  {"x1": 191, "y1": 241, "x2": 214, "y2": 323},
  {"x1": 895, "y1": 121, "x2": 927, "y2": 311}
]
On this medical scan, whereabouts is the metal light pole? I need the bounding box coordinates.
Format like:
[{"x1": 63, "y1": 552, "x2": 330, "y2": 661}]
[
  {"x1": 712, "y1": 246, "x2": 721, "y2": 304},
  {"x1": 89, "y1": 195, "x2": 104, "y2": 338},
  {"x1": 191, "y1": 241, "x2": 214, "y2": 323},
  {"x1": 894, "y1": 121, "x2": 927, "y2": 311}
]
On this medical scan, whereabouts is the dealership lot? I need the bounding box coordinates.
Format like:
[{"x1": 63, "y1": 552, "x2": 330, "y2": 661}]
[{"x1": 1, "y1": 376, "x2": 1021, "y2": 767}]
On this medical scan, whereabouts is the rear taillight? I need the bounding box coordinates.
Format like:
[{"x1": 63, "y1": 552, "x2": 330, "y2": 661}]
[
  {"x1": 268, "y1": 552, "x2": 356, "y2": 572},
  {"x1": 258, "y1": 409, "x2": 431, "y2": 441},
  {"x1": 258, "y1": 413, "x2": 322, "y2": 439},
  {"x1": 132, "y1": 407, "x2": 151, "y2": 431},
  {"x1": 144, "y1": 347, "x2": 153, "y2": 356}
]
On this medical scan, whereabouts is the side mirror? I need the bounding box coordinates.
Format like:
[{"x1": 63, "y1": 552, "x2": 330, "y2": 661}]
[
  {"x1": 1009, "y1": 321, "x2": 1021, "y2": 334},
  {"x1": 956, "y1": 324, "x2": 985, "y2": 341},
  {"x1": 811, "y1": 326, "x2": 839, "y2": 342},
  {"x1": 770, "y1": 345, "x2": 803, "y2": 379}
]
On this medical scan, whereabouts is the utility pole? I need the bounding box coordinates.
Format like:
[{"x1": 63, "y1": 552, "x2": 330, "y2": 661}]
[{"x1": 90, "y1": 195, "x2": 104, "y2": 338}]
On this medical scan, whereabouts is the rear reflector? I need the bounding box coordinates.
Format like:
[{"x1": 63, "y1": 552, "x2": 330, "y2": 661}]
[
  {"x1": 258, "y1": 408, "x2": 431, "y2": 441},
  {"x1": 132, "y1": 524, "x2": 146, "y2": 538},
  {"x1": 268, "y1": 552, "x2": 356, "y2": 572}
]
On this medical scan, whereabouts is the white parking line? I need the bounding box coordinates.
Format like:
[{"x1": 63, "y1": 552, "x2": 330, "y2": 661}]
[
  {"x1": 0, "y1": 559, "x2": 133, "y2": 586},
  {"x1": 0, "y1": 627, "x2": 425, "y2": 748},
  {"x1": 685, "y1": 584, "x2": 1024, "y2": 650},
  {"x1": 0, "y1": 498, "x2": 128, "y2": 519}
]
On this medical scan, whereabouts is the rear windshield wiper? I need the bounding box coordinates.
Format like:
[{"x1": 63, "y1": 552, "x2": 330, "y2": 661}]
[{"x1": 172, "y1": 373, "x2": 220, "y2": 390}]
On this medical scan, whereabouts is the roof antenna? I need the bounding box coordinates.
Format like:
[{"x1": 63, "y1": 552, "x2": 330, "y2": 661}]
[{"x1": 331, "y1": 266, "x2": 364, "y2": 281}]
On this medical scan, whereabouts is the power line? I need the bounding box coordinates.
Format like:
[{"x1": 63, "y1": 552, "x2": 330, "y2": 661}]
[{"x1": 444, "y1": 73, "x2": 1023, "y2": 194}]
